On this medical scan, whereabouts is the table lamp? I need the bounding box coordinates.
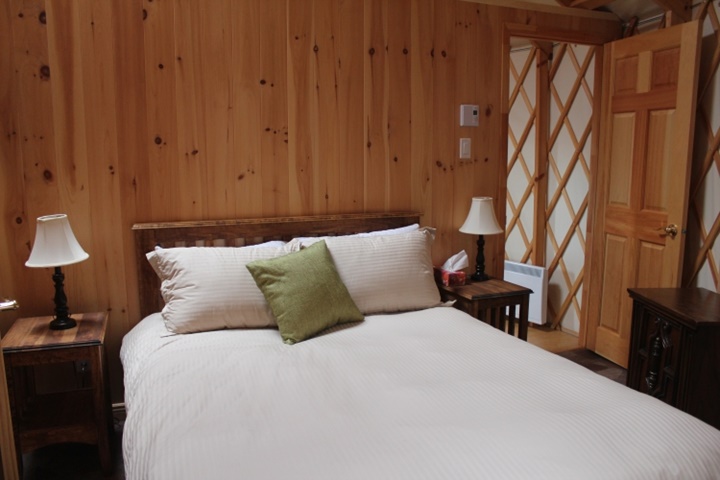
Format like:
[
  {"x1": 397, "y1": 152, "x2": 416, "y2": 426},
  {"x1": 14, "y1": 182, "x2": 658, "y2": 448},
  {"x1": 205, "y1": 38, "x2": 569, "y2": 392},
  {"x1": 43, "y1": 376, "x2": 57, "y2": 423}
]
[
  {"x1": 25, "y1": 214, "x2": 89, "y2": 330},
  {"x1": 459, "y1": 197, "x2": 503, "y2": 281}
]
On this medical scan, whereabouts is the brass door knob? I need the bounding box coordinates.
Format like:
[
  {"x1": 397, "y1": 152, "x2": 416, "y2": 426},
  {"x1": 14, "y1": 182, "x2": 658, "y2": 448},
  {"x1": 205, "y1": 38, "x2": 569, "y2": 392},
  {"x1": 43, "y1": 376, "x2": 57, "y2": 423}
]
[{"x1": 662, "y1": 224, "x2": 678, "y2": 239}]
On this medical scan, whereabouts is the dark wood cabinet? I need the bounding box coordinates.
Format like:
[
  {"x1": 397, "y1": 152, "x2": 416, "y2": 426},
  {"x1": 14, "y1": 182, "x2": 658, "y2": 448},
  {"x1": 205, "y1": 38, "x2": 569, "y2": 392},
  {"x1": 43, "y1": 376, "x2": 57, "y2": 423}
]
[{"x1": 627, "y1": 288, "x2": 720, "y2": 429}]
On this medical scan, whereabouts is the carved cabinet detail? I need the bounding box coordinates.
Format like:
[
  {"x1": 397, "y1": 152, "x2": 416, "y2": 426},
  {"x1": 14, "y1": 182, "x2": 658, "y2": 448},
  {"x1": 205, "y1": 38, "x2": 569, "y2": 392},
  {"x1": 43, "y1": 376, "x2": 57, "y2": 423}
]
[{"x1": 627, "y1": 288, "x2": 720, "y2": 430}]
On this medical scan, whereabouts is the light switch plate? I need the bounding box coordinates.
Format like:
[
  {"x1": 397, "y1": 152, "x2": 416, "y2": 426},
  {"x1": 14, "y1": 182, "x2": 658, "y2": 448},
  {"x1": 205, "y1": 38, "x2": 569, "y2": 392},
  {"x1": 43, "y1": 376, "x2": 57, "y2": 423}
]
[{"x1": 460, "y1": 138, "x2": 471, "y2": 159}]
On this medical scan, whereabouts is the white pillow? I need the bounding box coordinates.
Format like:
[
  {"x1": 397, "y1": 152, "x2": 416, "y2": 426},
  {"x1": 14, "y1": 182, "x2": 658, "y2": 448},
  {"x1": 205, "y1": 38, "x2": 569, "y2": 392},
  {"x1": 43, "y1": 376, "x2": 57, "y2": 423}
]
[
  {"x1": 320, "y1": 228, "x2": 441, "y2": 315},
  {"x1": 354, "y1": 223, "x2": 419, "y2": 237},
  {"x1": 147, "y1": 243, "x2": 298, "y2": 333},
  {"x1": 251, "y1": 240, "x2": 287, "y2": 247},
  {"x1": 288, "y1": 223, "x2": 420, "y2": 247}
]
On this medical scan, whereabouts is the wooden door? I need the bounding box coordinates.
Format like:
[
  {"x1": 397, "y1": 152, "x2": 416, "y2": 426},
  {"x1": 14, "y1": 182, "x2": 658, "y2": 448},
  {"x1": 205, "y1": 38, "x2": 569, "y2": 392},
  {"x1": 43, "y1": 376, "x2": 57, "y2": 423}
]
[{"x1": 584, "y1": 21, "x2": 701, "y2": 367}]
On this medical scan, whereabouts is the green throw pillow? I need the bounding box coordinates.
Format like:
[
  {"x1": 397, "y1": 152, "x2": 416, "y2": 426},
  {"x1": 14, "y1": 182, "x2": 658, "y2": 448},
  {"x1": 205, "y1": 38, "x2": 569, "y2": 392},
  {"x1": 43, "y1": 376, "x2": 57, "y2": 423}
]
[{"x1": 246, "y1": 240, "x2": 364, "y2": 344}]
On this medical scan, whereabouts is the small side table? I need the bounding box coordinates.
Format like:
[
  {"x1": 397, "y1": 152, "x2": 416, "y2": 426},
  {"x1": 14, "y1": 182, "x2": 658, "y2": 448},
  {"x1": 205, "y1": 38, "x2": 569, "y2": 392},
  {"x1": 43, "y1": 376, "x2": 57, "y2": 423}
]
[
  {"x1": 1, "y1": 312, "x2": 112, "y2": 474},
  {"x1": 438, "y1": 278, "x2": 532, "y2": 341}
]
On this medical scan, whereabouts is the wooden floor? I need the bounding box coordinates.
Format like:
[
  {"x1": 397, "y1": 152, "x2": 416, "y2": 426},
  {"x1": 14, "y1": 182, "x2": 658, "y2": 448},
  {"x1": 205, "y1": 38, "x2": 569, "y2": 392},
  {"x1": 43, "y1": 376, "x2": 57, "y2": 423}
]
[
  {"x1": 527, "y1": 324, "x2": 627, "y2": 384},
  {"x1": 526, "y1": 323, "x2": 581, "y2": 353}
]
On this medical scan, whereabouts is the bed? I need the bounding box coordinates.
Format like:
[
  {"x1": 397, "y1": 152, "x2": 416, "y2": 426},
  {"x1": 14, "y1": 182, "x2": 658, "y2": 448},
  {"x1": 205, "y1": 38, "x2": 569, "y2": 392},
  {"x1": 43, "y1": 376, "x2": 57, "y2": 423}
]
[{"x1": 122, "y1": 213, "x2": 720, "y2": 480}]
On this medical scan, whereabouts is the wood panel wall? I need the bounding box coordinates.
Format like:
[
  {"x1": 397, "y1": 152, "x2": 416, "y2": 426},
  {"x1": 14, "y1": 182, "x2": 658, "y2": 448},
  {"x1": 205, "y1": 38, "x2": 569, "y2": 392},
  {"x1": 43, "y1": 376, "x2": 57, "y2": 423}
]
[{"x1": 0, "y1": 0, "x2": 620, "y2": 402}]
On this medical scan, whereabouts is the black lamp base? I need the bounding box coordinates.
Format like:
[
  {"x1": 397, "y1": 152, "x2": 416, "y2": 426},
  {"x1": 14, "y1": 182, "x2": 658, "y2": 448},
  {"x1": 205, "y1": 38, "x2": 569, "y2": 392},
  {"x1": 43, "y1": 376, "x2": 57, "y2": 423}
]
[
  {"x1": 50, "y1": 266, "x2": 77, "y2": 330},
  {"x1": 470, "y1": 272, "x2": 491, "y2": 282},
  {"x1": 471, "y1": 234, "x2": 492, "y2": 282},
  {"x1": 49, "y1": 315, "x2": 77, "y2": 330}
]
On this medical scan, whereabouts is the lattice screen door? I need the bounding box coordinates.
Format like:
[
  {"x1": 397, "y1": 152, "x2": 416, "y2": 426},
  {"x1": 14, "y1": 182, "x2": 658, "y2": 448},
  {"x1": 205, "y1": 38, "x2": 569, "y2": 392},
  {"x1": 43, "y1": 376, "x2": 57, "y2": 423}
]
[
  {"x1": 684, "y1": 2, "x2": 720, "y2": 291},
  {"x1": 507, "y1": 42, "x2": 598, "y2": 334}
]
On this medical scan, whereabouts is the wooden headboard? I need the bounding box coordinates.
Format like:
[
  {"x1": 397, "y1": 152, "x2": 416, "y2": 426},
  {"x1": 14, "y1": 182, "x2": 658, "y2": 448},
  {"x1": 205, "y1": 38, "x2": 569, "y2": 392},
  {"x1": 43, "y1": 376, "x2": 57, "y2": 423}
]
[{"x1": 132, "y1": 212, "x2": 421, "y2": 319}]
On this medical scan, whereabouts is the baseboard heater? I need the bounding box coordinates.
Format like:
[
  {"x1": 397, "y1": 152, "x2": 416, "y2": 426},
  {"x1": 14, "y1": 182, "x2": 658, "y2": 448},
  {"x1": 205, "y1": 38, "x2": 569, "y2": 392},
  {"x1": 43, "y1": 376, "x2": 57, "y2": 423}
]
[{"x1": 504, "y1": 260, "x2": 548, "y2": 325}]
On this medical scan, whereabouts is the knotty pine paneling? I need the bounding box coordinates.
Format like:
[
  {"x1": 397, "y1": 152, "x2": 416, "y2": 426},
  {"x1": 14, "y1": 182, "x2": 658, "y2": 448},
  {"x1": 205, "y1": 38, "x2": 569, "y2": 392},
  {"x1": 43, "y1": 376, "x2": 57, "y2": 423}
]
[
  {"x1": 0, "y1": 0, "x2": 620, "y2": 402},
  {"x1": 430, "y1": 0, "x2": 456, "y2": 259}
]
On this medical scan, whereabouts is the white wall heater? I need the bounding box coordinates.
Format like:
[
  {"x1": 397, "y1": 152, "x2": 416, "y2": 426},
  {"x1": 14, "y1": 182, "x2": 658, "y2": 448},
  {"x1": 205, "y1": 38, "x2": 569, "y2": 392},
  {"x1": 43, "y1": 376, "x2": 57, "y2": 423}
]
[{"x1": 504, "y1": 260, "x2": 548, "y2": 325}]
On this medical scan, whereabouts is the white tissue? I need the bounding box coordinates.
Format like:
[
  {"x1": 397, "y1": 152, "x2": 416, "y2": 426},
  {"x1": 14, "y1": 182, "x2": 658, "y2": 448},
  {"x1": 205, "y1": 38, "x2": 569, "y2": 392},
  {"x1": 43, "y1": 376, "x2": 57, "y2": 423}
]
[{"x1": 441, "y1": 250, "x2": 469, "y2": 272}]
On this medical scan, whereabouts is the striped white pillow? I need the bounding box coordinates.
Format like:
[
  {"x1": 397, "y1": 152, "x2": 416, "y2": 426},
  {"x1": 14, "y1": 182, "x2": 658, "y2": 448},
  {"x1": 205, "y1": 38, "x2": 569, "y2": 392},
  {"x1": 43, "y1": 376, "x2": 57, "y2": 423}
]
[
  {"x1": 147, "y1": 243, "x2": 298, "y2": 333},
  {"x1": 288, "y1": 223, "x2": 420, "y2": 247},
  {"x1": 320, "y1": 228, "x2": 441, "y2": 315}
]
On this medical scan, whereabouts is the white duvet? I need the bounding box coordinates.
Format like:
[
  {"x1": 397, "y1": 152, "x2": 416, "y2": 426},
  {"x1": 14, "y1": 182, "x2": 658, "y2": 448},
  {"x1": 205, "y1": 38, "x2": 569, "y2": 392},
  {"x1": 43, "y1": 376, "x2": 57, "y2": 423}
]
[{"x1": 121, "y1": 307, "x2": 720, "y2": 480}]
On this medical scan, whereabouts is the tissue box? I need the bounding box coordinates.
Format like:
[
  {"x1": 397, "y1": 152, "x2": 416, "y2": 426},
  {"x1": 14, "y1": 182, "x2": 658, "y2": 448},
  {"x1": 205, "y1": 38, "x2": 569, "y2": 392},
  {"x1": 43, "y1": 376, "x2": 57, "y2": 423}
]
[{"x1": 433, "y1": 267, "x2": 466, "y2": 286}]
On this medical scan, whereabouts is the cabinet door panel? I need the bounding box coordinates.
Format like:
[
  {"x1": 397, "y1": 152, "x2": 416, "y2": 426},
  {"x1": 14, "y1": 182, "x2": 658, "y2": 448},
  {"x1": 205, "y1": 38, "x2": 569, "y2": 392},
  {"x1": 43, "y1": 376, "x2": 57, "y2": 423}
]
[{"x1": 630, "y1": 311, "x2": 684, "y2": 405}]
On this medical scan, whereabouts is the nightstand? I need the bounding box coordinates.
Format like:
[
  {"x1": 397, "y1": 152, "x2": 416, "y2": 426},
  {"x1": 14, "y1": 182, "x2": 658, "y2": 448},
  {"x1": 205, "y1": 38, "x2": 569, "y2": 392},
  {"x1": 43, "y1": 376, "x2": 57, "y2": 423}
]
[
  {"x1": 438, "y1": 278, "x2": 532, "y2": 340},
  {"x1": 1, "y1": 312, "x2": 112, "y2": 473}
]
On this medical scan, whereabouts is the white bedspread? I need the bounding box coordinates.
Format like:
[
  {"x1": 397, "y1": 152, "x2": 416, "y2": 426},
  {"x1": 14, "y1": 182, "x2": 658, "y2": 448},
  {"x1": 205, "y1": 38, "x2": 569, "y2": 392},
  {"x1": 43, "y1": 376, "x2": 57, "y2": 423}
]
[{"x1": 121, "y1": 307, "x2": 720, "y2": 480}]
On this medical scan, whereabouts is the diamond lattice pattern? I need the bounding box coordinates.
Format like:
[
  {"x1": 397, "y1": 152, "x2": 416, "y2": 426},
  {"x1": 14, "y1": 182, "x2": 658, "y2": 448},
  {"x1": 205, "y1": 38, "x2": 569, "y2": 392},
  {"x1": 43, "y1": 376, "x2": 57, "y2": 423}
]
[
  {"x1": 507, "y1": 43, "x2": 597, "y2": 333},
  {"x1": 684, "y1": 3, "x2": 720, "y2": 291}
]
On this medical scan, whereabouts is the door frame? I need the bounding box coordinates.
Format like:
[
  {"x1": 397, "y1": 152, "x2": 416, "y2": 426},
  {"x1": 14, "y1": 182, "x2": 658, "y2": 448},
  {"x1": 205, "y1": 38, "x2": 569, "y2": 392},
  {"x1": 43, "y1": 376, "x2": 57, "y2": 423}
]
[{"x1": 500, "y1": 23, "x2": 620, "y2": 343}]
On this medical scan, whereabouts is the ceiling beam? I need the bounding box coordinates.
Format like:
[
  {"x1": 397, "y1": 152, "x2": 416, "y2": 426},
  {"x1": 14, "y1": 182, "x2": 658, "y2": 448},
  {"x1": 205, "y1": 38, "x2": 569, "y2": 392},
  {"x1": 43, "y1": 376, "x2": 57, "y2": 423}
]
[
  {"x1": 556, "y1": 0, "x2": 692, "y2": 25},
  {"x1": 463, "y1": 0, "x2": 619, "y2": 20},
  {"x1": 531, "y1": 40, "x2": 554, "y2": 57},
  {"x1": 556, "y1": 0, "x2": 616, "y2": 9},
  {"x1": 653, "y1": 0, "x2": 692, "y2": 23}
]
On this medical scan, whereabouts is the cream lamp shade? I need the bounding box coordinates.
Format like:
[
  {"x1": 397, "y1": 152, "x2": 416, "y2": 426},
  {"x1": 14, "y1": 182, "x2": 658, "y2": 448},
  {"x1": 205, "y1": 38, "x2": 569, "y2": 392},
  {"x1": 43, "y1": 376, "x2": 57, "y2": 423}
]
[
  {"x1": 459, "y1": 197, "x2": 503, "y2": 281},
  {"x1": 26, "y1": 214, "x2": 89, "y2": 268},
  {"x1": 25, "y1": 214, "x2": 88, "y2": 330},
  {"x1": 459, "y1": 197, "x2": 503, "y2": 236}
]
